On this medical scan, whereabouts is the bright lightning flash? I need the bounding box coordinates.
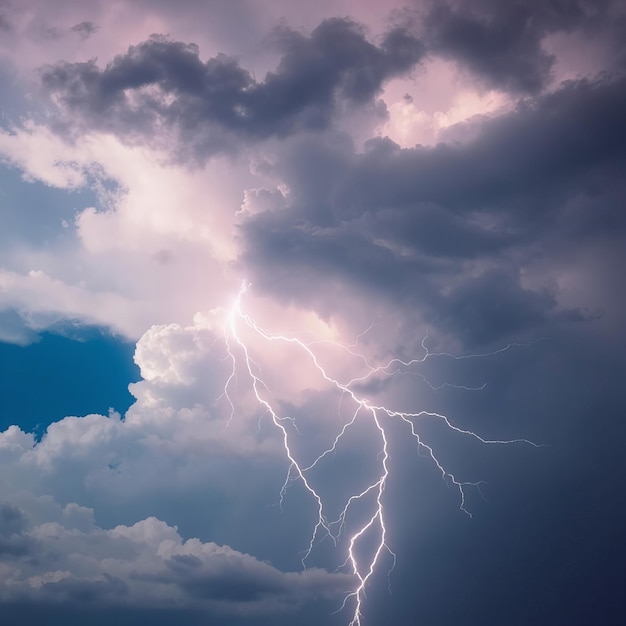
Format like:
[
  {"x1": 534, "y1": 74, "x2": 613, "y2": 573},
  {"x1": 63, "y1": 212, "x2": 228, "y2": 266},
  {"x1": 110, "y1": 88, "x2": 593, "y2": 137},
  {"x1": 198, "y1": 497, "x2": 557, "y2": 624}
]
[{"x1": 222, "y1": 282, "x2": 537, "y2": 626}]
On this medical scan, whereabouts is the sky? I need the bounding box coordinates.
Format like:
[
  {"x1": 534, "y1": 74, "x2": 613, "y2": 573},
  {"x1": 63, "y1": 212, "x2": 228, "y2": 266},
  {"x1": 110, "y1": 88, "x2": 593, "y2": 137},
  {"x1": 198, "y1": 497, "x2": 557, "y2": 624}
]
[{"x1": 0, "y1": 1, "x2": 625, "y2": 624}]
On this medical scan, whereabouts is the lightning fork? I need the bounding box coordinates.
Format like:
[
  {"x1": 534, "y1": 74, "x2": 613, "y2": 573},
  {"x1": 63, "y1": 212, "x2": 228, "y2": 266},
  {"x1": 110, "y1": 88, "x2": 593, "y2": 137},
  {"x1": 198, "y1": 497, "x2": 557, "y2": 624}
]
[{"x1": 221, "y1": 282, "x2": 537, "y2": 626}]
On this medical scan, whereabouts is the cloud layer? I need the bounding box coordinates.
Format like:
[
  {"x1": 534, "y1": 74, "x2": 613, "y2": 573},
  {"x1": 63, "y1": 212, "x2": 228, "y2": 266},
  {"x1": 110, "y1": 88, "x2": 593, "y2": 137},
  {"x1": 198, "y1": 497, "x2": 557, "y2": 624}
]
[
  {"x1": 1, "y1": 1, "x2": 625, "y2": 624},
  {"x1": 41, "y1": 19, "x2": 424, "y2": 159}
]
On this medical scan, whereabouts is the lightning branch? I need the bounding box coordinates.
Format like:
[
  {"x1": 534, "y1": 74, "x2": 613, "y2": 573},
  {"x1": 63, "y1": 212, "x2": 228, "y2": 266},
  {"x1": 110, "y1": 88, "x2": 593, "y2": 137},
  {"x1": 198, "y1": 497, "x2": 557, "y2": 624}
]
[{"x1": 222, "y1": 283, "x2": 537, "y2": 626}]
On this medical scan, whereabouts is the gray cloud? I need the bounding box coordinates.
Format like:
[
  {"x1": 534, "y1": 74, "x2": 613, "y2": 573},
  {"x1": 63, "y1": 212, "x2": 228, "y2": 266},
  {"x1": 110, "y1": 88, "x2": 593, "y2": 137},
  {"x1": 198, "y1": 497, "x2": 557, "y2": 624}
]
[
  {"x1": 239, "y1": 73, "x2": 626, "y2": 346},
  {"x1": 0, "y1": 11, "x2": 10, "y2": 32},
  {"x1": 70, "y1": 21, "x2": 98, "y2": 39},
  {"x1": 2, "y1": 5, "x2": 625, "y2": 625},
  {"x1": 339, "y1": 76, "x2": 626, "y2": 219},
  {"x1": 41, "y1": 19, "x2": 424, "y2": 159},
  {"x1": 0, "y1": 502, "x2": 30, "y2": 557},
  {"x1": 0, "y1": 500, "x2": 352, "y2": 617},
  {"x1": 423, "y1": 0, "x2": 615, "y2": 93}
]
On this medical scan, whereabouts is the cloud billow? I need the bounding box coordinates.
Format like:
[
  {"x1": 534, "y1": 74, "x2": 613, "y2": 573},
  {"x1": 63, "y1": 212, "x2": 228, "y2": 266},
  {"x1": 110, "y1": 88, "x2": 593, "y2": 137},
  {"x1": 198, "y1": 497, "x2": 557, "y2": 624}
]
[
  {"x1": 1, "y1": 5, "x2": 625, "y2": 624},
  {"x1": 41, "y1": 19, "x2": 425, "y2": 159},
  {"x1": 0, "y1": 314, "x2": 357, "y2": 620},
  {"x1": 240, "y1": 73, "x2": 626, "y2": 345},
  {"x1": 0, "y1": 502, "x2": 352, "y2": 618},
  {"x1": 424, "y1": 0, "x2": 615, "y2": 93}
]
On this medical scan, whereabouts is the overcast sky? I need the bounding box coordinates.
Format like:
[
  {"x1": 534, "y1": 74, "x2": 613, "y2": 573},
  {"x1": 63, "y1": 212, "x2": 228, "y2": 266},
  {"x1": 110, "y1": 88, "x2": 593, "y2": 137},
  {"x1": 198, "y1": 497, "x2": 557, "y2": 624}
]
[{"x1": 0, "y1": 1, "x2": 625, "y2": 624}]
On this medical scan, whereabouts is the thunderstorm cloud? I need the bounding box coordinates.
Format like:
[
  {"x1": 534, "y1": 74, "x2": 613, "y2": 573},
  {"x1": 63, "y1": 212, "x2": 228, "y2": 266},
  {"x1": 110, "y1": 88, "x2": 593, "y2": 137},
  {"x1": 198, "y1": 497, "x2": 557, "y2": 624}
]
[{"x1": 0, "y1": 0, "x2": 624, "y2": 625}]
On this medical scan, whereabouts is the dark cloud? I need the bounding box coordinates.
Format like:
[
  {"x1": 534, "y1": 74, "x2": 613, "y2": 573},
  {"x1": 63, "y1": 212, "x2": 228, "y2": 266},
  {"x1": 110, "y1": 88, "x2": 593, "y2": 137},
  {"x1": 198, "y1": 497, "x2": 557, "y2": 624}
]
[
  {"x1": 245, "y1": 73, "x2": 626, "y2": 226},
  {"x1": 338, "y1": 75, "x2": 626, "y2": 223},
  {"x1": 0, "y1": 502, "x2": 30, "y2": 557},
  {"x1": 363, "y1": 326, "x2": 626, "y2": 626},
  {"x1": 3, "y1": 6, "x2": 625, "y2": 626},
  {"x1": 0, "y1": 602, "x2": 344, "y2": 626},
  {"x1": 38, "y1": 575, "x2": 129, "y2": 603},
  {"x1": 240, "y1": 73, "x2": 626, "y2": 346},
  {"x1": 0, "y1": 0, "x2": 14, "y2": 32},
  {"x1": 70, "y1": 21, "x2": 98, "y2": 39},
  {"x1": 165, "y1": 553, "x2": 346, "y2": 606},
  {"x1": 0, "y1": 502, "x2": 24, "y2": 535},
  {"x1": 41, "y1": 20, "x2": 424, "y2": 159},
  {"x1": 0, "y1": 605, "x2": 209, "y2": 626},
  {"x1": 166, "y1": 553, "x2": 286, "y2": 602},
  {"x1": 423, "y1": 0, "x2": 614, "y2": 93}
]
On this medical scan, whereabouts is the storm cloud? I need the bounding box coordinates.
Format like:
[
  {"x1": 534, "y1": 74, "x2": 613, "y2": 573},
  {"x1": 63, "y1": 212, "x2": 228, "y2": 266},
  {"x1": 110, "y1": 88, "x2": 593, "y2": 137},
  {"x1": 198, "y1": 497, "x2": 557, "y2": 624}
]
[
  {"x1": 239, "y1": 71, "x2": 626, "y2": 345},
  {"x1": 41, "y1": 19, "x2": 425, "y2": 158},
  {"x1": 0, "y1": 2, "x2": 625, "y2": 625},
  {"x1": 423, "y1": 0, "x2": 615, "y2": 92}
]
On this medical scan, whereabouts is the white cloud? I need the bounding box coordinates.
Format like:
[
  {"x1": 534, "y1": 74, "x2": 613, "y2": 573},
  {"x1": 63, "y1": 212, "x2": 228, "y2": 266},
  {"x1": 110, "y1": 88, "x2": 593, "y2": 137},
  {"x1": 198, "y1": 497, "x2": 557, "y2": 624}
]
[
  {"x1": 0, "y1": 122, "x2": 260, "y2": 340},
  {"x1": 0, "y1": 313, "x2": 358, "y2": 615}
]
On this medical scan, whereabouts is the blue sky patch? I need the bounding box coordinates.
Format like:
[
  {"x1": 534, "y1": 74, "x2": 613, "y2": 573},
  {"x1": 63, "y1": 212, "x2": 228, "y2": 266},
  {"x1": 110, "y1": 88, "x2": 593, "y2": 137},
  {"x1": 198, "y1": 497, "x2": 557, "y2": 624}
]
[{"x1": 0, "y1": 328, "x2": 139, "y2": 437}]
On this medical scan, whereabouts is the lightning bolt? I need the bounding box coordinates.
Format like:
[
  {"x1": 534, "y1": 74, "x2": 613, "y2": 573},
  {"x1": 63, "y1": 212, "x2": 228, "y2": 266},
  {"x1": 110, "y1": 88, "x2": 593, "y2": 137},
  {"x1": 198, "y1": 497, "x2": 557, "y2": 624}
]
[{"x1": 221, "y1": 282, "x2": 538, "y2": 626}]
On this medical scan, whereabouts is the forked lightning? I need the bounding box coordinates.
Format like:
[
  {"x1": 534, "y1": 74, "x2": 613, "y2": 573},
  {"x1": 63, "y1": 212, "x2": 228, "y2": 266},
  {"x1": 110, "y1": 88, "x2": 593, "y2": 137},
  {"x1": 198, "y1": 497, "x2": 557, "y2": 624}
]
[{"x1": 222, "y1": 282, "x2": 537, "y2": 626}]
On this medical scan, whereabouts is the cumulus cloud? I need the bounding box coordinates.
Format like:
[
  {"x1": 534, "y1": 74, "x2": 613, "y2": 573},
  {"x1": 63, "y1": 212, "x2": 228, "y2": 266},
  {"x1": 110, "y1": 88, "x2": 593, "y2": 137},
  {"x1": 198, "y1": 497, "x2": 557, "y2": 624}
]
[
  {"x1": 40, "y1": 20, "x2": 424, "y2": 159},
  {"x1": 0, "y1": 314, "x2": 358, "y2": 620},
  {"x1": 0, "y1": 120, "x2": 254, "y2": 341},
  {"x1": 1, "y1": 8, "x2": 621, "y2": 350},
  {"x1": 0, "y1": 318, "x2": 272, "y2": 504}
]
